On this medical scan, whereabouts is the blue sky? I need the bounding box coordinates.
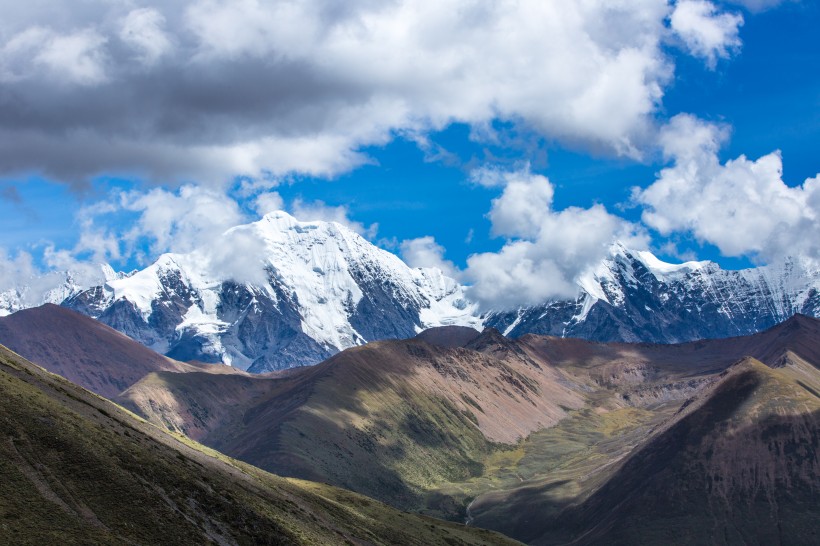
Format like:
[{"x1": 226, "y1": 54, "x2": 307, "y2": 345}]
[{"x1": 0, "y1": 0, "x2": 818, "y2": 308}]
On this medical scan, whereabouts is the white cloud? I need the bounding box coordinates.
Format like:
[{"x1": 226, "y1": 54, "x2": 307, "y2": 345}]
[
  {"x1": 0, "y1": 247, "x2": 111, "y2": 311},
  {"x1": 470, "y1": 165, "x2": 515, "y2": 188},
  {"x1": 0, "y1": 0, "x2": 740, "y2": 185},
  {"x1": 41, "y1": 245, "x2": 110, "y2": 287},
  {"x1": 400, "y1": 236, "x2": 459, "y2": 278},
  {"x1": 71, "y1": 185, "x2": 277, "y2": 285},
  {"x1": 486, "y1": 169, "x2": 555, "y2": 239},
  {"x1": 290, "y1": 199, "x2": 378, "y2": 239},
  {"x1": 252, "y1": 192, "x2": 285, "y2": 216},
  {"x1": 0, "y1": 26, "x2": 108, "y2": 85},
  {"x1": 634, "y1": 114, "x2": 820, "y2": 261},
  {"x1": 203, "y1": 227, "x2": 270, "y2": 286},
  {"x1": 118, "y1": 185, "x2": 247, "y2": 257},
  {"x1": 119, "y1": 8, "x2": 172, "y2": 65},
  {"x1": 57, "y1": 187, "x2": 381, "y2": 278},
  {"x1": 464, "y1": 166, "x2": 648, "y2": 309},
  {"x1": 0, "y1": 250, "x2": 38, "y2": 292},
  {"x1": 669, "y1": 1, "x2": 743, "y2": 68},
  {"x1": 0, "y1": 184, "x2": 392, "y2": 294}
]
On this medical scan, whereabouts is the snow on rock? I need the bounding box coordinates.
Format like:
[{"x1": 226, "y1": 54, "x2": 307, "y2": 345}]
[
  {"x1": 0, "y1": 267, "x2": 109, "y2": 317},
  {"x1": 8, "y1": 215, "x2": 820, "y2": 371},
  {"x1": 62, "y1": 211, "x2": 480, "y2": 372},
  {"x1": 485, "y1": 245, "x2": 820, "y2": 344}
]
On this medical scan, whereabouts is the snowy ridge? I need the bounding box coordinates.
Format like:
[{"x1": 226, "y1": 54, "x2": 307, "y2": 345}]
[
  {"x1": 486, "y1": 245, "x2": 820, "y2": 344},
  {"x1": 62, "y1": 211, "x2": 480, "y2": 371},
  {"x1": 7, "y1": 218, "x2": 820, "y2": 370},
  {"x1": 0, "y1": 266, "x2": 116, "y2": 317}
]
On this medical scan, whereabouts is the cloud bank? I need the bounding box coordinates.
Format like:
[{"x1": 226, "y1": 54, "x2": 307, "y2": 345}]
[
  {"x1": 6, "y1": 0, "x2": 809, "y2": 315},
  {"x1": 0, "y1": 0, "x2": 743, "y2": 186}
]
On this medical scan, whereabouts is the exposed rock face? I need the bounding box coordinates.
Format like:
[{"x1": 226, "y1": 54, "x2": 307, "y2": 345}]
[
  {"x1": 59, "y1": 243, "x2": 820, "y2": 370},
  {"x1": 62, "y1": 212, "x2": 479, "y2": 372},
  {"x1": 485, "y1": 245, "x2": 820, "y2": 344},
  {"x1": 7, "y1": 216, "x2": 820, "y2": 371}
]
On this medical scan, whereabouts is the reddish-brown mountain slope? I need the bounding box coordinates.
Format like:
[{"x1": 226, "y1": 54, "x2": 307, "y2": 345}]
[
  {"x1": 0, "y1": 304, "x2": 201, "y2": 397},
  {"x1": 0, "y1": 342, "x2": 521, "y2": 546},
  {"x1": 471, "y1": 356, "x2": 820, "y2": 545},
  {"x1": 119, "y1": 332, "x2": 586, "y2": 512}
]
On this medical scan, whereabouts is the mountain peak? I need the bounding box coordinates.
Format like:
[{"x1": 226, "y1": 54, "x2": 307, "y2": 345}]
[
  {"x1": 255, "y1": 209, "x2": 358, "y2": 238},
  {"x1": 61, "y1": 210, "x2": 479, "y2": 371},
  {"x1": 257, "y1": 209, "x2": 301, "y2": 230},
  {"x1": 415, "y1": 325, "x2": 481, "y2": 348},
  {"x1": 779, "y1": 312, "x2": 820, "y2": 329}
]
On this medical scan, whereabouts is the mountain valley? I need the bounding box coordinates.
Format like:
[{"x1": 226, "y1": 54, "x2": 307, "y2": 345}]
[{"x1": 5, "y1": 303, "x2": 816, "y2": 543}]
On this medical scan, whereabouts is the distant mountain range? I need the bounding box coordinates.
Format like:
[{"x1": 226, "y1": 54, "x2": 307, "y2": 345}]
[
  {"x1": 486, "y1": 243, "x2": 820, "y2": 342},
  {"x1": 3, "y1": 211, "x2": 820, "y2": 371},
  {"x1": 64, "y1": 212, "x2": 480, "y2": 372}
]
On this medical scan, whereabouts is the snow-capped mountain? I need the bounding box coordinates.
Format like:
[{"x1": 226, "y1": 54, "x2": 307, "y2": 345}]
[
  {"x1": 7, "y1": 215, "x2": 820, "y2": 371},
  {"x1": 0, "y1": 265, "x2": 121, "y2": 317},
  {"x1": 63, "y1": 212, "x2": 480, "y2": 372},
  {"x1": 484, "y1": 244, "x2": 820, "y2": 343}
]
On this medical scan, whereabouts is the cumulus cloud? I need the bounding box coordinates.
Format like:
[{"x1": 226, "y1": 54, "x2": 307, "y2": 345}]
[
  {"x1": 291, "y1": 198, "x2": 378, "y2": 239},
  {"x1": 119, "y1": 8, "x2": 173, "y2": 65},
  {"x1": 669, "y1": 1, "x2": 743, "y2": 68},
  {"x1": 203, "y1": 226, "x2": 270, "y2": 285},
  {"x1": 634, "y1": 114, "x2": 820, "y2": 261},
  {"x1": 116, "y1": 185, "x2": 247, "y2": 257},
  {"x1": 64, "y1": 185, "x2": 377, "y2": 268},
  {"x1": 485, "y1": 170, "x2": 555, "y2": 239},
  {"x1": 252, "y1": 192, "x2": 285, "y2": 216},
  {"x1": 400, "y1": 236, "x2": 459, "y2": 278},
  {"x1": 0, "y1": 246, "x2": 112, "y2": 310},
  {"x1": 0, "y1": 181, "x2": 408, "y2": 296},
  {"x1": 464, "y1": 166, "x2": 648, "y2": 309},
  {"x1": 0, "y1": 250, "x2": 35, "y2": 285},
  {"x1": 0, "y1": 0, "x2": 742, "y2": 186}
]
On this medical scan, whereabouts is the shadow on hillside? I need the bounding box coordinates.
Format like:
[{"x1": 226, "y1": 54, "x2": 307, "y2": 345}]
[{"x1": 471, "y1": 375, "x2": 819, "y2": 546}]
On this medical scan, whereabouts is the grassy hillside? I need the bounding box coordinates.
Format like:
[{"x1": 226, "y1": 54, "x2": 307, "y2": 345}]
[
  {"x1": 0, "y1": 343, "x2": 520, "y2": 546},
  {"x1": 121, "y1": 334, "x2": 585, "y2": 516},
  {"x1": 52, "y1": 314, "x2": 820, "y2": 544}
]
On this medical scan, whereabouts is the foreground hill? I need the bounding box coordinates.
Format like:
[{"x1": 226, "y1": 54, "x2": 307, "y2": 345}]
[{"x1": 0, "y1": 343, "x2": 519, "y2": 545}]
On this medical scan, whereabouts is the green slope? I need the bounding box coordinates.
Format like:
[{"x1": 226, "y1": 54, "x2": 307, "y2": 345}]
[
  {"x1": 0, "y1": 343, "x2": 520, "y2": 546},
  {"x1": 121, "y1": 336, "x2": 584, "y2": 519}
]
